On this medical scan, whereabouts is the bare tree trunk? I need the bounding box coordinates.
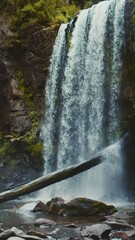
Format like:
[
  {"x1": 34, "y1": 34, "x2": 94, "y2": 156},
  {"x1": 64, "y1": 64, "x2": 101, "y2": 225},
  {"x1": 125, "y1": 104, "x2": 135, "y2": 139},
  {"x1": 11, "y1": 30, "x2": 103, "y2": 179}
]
[{"x1": 0, "y1": 153, "x2": 104, "y2": 203}]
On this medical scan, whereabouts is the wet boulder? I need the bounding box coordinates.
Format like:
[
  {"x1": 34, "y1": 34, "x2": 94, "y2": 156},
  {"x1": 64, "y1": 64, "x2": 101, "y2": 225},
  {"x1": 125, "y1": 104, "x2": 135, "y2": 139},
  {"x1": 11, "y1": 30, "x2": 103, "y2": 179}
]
[
  {"x1": 27, "y1": 230, "x2": 47, "y2": 238},
  {"x1": 81, "y1": 223, "x2": 111, "y2": 239},
  {"x1": 32, "y1": 201, "x2": 46, "y2": 212},
  {"x1": 0, "y1": 229, "x2": 14, "y2": 239},
  {"x1": 10, "y1": 227, "x2": 44, "y2": 240},
  {"x1": 45, "y1": 197, "x2": 65, "y2": 214},
  {"x1": 64, "y1": 223, "x2": 78, "y2": 228},
  {"x1": 109, "y1": 211, "x2": 131, "y2": 220},
  {"x1": 105, "y1": 219, "x2": 134, "y2": 230},
  {"x1": 50, "y1": 197, "x2": 117, "y2": 216},
  {"x1": 34, "y1": 218, "x2": 56, "y2": 227}
]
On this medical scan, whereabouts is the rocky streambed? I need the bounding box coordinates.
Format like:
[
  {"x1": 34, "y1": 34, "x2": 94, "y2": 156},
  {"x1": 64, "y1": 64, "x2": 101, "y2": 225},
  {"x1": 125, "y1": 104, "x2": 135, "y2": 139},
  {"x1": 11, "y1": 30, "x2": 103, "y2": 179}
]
[{"x1": 0, "y1": 197, "x2": 135, "y2": 240}]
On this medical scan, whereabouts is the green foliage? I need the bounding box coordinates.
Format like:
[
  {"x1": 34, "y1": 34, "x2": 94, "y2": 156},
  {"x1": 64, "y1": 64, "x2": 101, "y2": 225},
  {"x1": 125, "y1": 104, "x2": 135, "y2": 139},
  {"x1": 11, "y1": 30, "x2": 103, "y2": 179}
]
[
  {"x1": 72, "y1": 0, "x2": 101, "y2": 8},
  {"x1": 2, "y1": 0, "x2": 79, "y2": 33},
  {"x1": 8, "y1": 159, "x2": 17, "y2": 170},
  {"x1": 1, "y1": 0, "x2": 104, "y2": 33},
  {"x1": 0, "y1": 133, "x2": 15, "y2": 160},
  {"x1": 83, "y1": 0, "x2": 101, "y2": 8},
  {"x1": 17, "y1": 69, "x2": 36, "y2": 112},
  {"x1": 26, "y1": 142, "x2": 44, "y2": 157},
  {"x1": 12, "y1": 68, "x2": 44, "y2": 157}
]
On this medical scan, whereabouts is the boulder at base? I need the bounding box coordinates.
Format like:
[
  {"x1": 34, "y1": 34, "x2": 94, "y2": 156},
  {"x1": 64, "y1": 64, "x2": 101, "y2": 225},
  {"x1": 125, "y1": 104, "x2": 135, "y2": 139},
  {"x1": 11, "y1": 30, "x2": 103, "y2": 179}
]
[
  {"x1": 105, "y1": 219, "x2": 134, "y2": 230},
  {"x1": 81, "y1": 223, "x2": 111, "y2": 239},
  {"x1": 45, "y1": 197, "x2": 117, "y2": 216}
]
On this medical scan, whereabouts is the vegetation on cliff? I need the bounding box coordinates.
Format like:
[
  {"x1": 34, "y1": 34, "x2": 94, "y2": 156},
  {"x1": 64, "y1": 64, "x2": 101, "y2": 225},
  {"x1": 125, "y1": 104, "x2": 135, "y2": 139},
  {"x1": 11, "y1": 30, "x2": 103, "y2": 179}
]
[
  {"x1": 0, "y1": 0, "x2": 134, "y2": 189},
  {"x1": 1, "y1": 0, "x2": 101, "y2": 33},
  {"x1": 0, "y1": 0, "x2": 101, "y2": 168}
]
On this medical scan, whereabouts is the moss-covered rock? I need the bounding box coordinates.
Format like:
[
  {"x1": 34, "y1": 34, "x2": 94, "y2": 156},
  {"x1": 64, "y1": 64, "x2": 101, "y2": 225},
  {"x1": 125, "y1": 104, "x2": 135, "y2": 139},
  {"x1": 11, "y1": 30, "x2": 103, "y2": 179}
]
[{"x1": 45, "y1": 197, "x2": 117, "y2": 216}]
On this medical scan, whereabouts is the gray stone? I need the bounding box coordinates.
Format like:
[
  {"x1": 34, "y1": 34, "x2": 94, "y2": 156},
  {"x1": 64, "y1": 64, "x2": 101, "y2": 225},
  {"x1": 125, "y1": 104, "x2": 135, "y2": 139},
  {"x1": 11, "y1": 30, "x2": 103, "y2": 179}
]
[
  {"x1": 27, "y1": 230, "x2": 47, "y2": 238},
  {"x1": 34, "y1": 218, "x2": 56, "y2": 227},
  {"x1": 32, "y1": 201, "x2": 46, "y2": 212},
  {"x1": 0, "y1": 229, "x2": 14, "y2": 240},
  {"x1": 64, "y1": 223, "x2": 77, "y2": 228},
  {"x1": 105, "y1": 219, "x2": 134, "y2": 230},
  {"x1": 81, "y1": 223, "x2": 111, "y2": 239},
  {"x1": 11, "y1": 227, "x2": 44, "y2": 240},
  {"x1": 7, "y1": 237, "x2": 24, "y2": 240}
]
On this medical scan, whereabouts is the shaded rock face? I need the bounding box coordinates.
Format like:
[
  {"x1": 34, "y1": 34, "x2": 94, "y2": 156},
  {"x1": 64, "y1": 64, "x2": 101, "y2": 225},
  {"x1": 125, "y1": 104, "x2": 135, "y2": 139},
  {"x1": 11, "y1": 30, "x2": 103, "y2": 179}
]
[
  {"x1": 0, "y1": 59, "x2": 10, "y2": 132},
  {"x1": 0, "y1": 4, "x2": 134, "y2": 135},
  {"x1": 1, "y1": 1, "x2": 133, "y2": 138},
  {"x1": 0, "y1": 15, "x2": 58, "y2": 189},
  {"x1": 122, "y1": 0, "x2": 135, "y2": 127},
  {"x1": 12, "y1": 25, "x2": 59, "y2": 119},
  {"x1": 0, "y1": 16, "x2": 58, "y2": 134},
  {"x1": 0, "y1": 20, "x2": 32, "y2": 135},
  {"x1": 119, "y1": 0, "x2": 135, "y2": 197}
]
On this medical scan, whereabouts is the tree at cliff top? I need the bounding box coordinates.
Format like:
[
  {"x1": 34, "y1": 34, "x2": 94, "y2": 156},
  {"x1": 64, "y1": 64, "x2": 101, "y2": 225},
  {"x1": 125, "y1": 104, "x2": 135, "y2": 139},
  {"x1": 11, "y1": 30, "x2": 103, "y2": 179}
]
[
  {"x1": 1, "y1": 0, "x2": 101, "y2": 32},
  {"x1": 1, "y1": 0, "x2": 78, "y2": 32}
]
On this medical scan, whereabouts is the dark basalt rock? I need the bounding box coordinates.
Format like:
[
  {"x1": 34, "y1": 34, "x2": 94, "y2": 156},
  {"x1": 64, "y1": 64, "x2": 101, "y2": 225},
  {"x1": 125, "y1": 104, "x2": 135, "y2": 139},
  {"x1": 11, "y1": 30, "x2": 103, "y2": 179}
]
[
  {"x1": 45, "y1": 197, "x2": 65, "y2": 215},
  {"x1": 45, "y1": 197, "x2": 117, "y2": 216},
  {"x1": 32, "y1": 201, "x2": 46, "y2": 213}
]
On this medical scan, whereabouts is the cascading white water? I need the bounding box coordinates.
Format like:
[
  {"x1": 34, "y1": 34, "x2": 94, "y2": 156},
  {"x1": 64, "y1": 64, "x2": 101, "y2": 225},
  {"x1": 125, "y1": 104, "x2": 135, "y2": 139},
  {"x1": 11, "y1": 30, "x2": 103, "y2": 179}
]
[{"x1": 41, "y1": 0, "x2": 126, "y2": 201}]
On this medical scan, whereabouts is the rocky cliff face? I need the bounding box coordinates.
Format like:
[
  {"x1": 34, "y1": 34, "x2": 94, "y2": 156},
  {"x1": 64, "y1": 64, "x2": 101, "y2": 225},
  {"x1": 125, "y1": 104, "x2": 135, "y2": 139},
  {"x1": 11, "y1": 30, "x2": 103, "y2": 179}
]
[
  {"x1": 0, "y1": 1, "x2": 134, "y2": 191},
  {"x1": 121, "y1": 0, "x2": 135, "y2": 196},
  {"x1": 122, "y1": 0, "x2": 135, "y2": 130},
  {"x1": 0, "y1": 2, "x2": 134, "y2": 137},
  {"x1": 0, "y1": 17, "x2": 58, "y2": 135},
  {"x1": 0, "y1": 14, "x2": 59, "y2": 189}
]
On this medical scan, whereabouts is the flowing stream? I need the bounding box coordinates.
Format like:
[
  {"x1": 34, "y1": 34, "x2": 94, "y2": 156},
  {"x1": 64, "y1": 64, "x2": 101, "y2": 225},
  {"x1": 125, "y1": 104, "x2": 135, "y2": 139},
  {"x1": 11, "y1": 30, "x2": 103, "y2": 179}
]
[{"x1": 41, "y1": 0, "x2": 126, "y2": 202}]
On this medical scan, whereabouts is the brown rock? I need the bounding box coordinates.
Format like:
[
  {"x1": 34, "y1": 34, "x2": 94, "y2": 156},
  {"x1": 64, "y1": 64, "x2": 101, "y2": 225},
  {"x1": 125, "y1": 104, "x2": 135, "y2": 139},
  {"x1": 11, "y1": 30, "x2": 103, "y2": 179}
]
[
  {"x1": 57, "y1": 198, "x2": 117, "y2": 216},
  {"x1": 111, "y1": 230, "x2": 135, "y2": 240},
  {"x1": 32, "y1": 201, "x2": 46, "y2": 212},
  {"x1": 27, "y1": 230, "x2": 47, "y2": 238},
  {"x1": 45, "y1": 197, "x2": 65, "y2": 214}
]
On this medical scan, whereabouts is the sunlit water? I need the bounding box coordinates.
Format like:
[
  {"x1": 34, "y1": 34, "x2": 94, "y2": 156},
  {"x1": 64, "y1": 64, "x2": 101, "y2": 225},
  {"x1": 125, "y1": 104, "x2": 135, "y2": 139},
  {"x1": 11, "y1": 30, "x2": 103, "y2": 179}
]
[{"x1": 40, "y1": 0, "x2": 126, "y2": 202}]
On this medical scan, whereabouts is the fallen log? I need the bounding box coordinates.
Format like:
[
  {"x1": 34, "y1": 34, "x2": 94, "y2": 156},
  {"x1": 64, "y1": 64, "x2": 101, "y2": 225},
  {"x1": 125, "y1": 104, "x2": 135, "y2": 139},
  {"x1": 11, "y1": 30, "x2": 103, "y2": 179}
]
[
  {"x1": 0, "y1": 134, "x2": 127, "y2": 203},
  {"x1": 0, "y1": 153, "x2": 104, "y2": 203}
]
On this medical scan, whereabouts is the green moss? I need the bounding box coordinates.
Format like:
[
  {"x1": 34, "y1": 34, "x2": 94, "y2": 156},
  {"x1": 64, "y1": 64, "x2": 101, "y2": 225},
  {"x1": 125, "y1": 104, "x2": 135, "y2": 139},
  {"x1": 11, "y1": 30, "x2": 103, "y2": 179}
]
[
  {"x1": 8, "y1": 159, "x2": 17, "y2": 170},
  {"x1": 7, "y1": 67, "x2": 44, "y2": 159},
  {"x1": 66, "y1": 30, "x2": 72, "y2": 49},
  {"x1": 77, "y1": 198, "x2": 85, "y2": 203},
  {"x1": 0, "y1": 133, "x2": 16, "y2": 166},
  {"x1": 26, "y1": 142, "x2": 44, "y2": 157}
]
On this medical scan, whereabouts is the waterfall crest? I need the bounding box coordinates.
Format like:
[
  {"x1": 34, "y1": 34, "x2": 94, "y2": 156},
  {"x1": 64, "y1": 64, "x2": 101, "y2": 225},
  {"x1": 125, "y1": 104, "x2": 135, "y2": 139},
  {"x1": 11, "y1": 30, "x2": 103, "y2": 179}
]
[{"x1": 41, "y1": 0, "x2": 126, "y2": 201}]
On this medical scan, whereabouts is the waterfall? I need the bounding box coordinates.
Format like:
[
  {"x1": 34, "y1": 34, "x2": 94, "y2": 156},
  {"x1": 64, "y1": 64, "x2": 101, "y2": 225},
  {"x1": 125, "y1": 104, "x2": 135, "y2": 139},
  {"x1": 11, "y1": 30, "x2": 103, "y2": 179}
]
[{"x1": 41, "y1": 0, "x2": 126, "y2": 202}]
